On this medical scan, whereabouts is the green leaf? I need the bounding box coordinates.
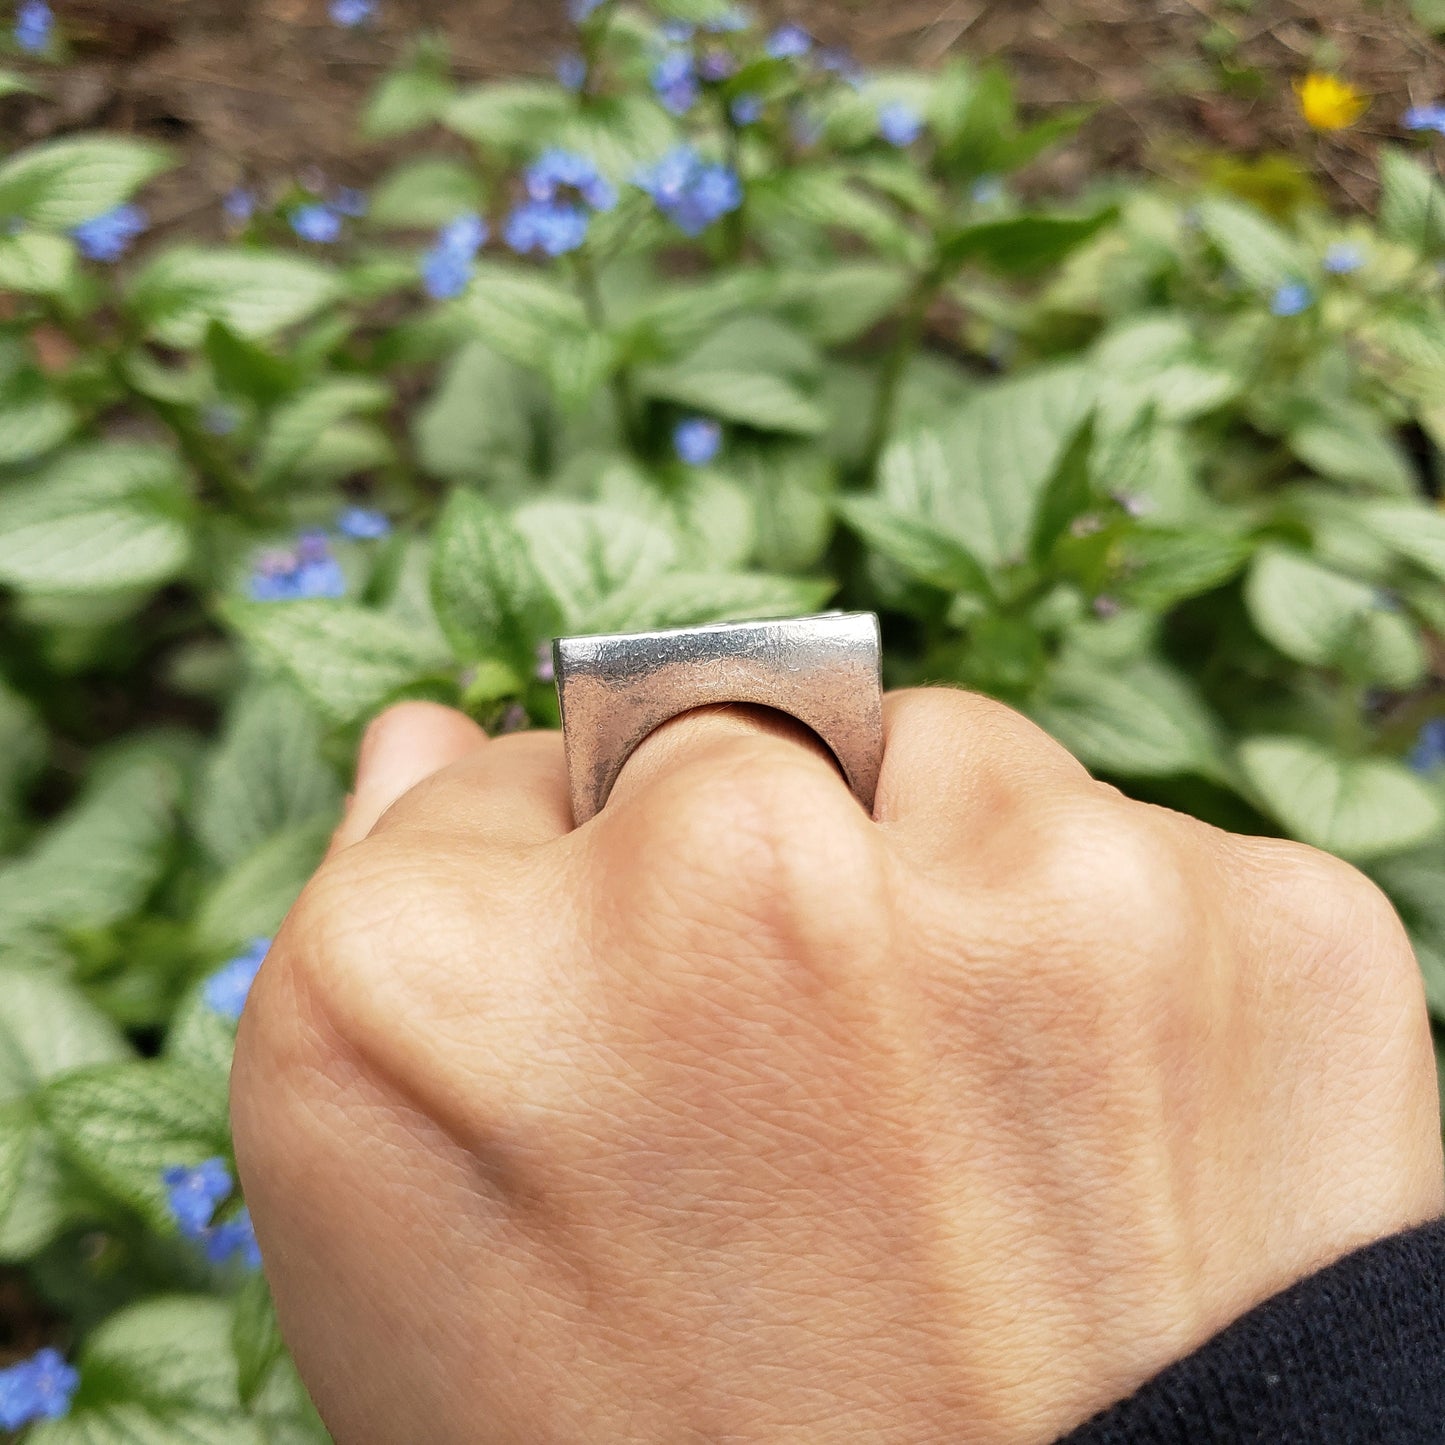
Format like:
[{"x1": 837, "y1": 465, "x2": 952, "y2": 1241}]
[
  {"x1": 41, "y1": 1061, "x2": 231, "y2": 1230},
  {"x1": 430, "y1": 489, "x2": 557, "y2": 668},
  {"x1": 1245, "y1": 547, "x2": 1379, "y2": 668},
  {"x1": 1118, "y1": 528, "x2": 1252, "y2": 609},
  {"x1": 444, "y1": 81, "x2": 571, "y2": 150},
  {"x1": 370, "y1": 158, "x2": 483, "y2": 229},
  {"x1": 254, "y1": 377, "x2": 390, "y2": 487},
  {"x1": 363, "y1": 60, "x2": 455, "y2": 139},
  {"x1": 204, "y1": 323, "x2": 298, "y2": 408},
  {"x1": 1032, "y1": 659, "x2": 1227, "y2": 780},
  {"x1": 192, "y1": 683, "x2": 341, "y2": 870},
  {"x1": 0, "y1": 443, "x2": 191, "y2": 593},
  {"x1": 1362, "y1": 502, "x2": 1445, "y2": 582},
  {"x1": 736, "y1": 445, "x2": 837, "y2": 573},
  {"x1": 838, "y1": 496, "x2": 992, "y2": 595},
  {"x1": 233, "y1": 1274, "x2": 286, "y2": 1409},
  {"x1": 778, "y1": 262, "x2": 911, "y2": 346},
  {"x1": 224, "y1": 600, "x2": 452, "y2": 727},
  {"x1": 0, "y1": 230, "x2": 75, "y2": 294},
  {"x1": 514, "y1": 501, "x2": 679, "y2": 632},
  {"x1": 1289, "y1": 402, "x2": 1415, "y2": 494},
  {"x1": 414, "y1": 341, "x2": 535, "y2": 483},
  {"x1": 1373, "y1": 844, "x2": 1445, "y2": 1019},
  {"x1": 751, "y1": 166, "x2": 918, "y2": 260},
  {"x1": 1379, "y1": 148, "x2": 1445, "y2": 257},
  {"x1": 585, "y1": 571, "x2": 835, "y2": 633},
  {"x1": 0, "y1": 750, "x2": 184, "y2": 939},
  {"x1": 129, "y1": 247, "x2": 342, "y2": 347},
  {"x1": 938, "y1": 209, "x2": 1116, "y2": 276},
  {"x1": 643, "y1": 368, "x2": 827, "y2": 435},
  {"x1": 0, "y1": 136, "x2": 172, "y2": 229},
  {"x1": 880, "y1": 363, "x2": 1094, "y2": 569},
  {"x1": 624, "y1": 269, "x2": 778, "y2": 360},
  {"x1": 0, "y1": 966, "x2": 131, "y2": 1105},
  {"x1": 0, "y1": 673, "x2": 45, "y2": 840},
  {"x1": 1196, "y1": 194, "x2": 1306, "y2": 291},
  {"x1": 1240, "y1": 736, "x2": 1444, "y2": 860},
  {"x1": 164, "y1": 983, "x2": 241, "y2": 1082}
]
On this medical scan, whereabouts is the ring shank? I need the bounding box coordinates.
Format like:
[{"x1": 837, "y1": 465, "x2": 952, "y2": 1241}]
[{"x1": 554, "y1": 613, "x2": 884, "y2": 826}]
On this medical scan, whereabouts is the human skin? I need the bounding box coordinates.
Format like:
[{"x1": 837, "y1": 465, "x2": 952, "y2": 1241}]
[{"x1": 232, "y1": 688, "x2": 1445, "y2": 1444}]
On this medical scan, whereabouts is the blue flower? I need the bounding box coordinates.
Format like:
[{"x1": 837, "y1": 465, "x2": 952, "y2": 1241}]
[
  {"x1": 818, "y1": 48, "x2": 865, "y2": 87},
  {"x1": 766, "y1": 23, "x2": 811, "y2": 59},
  {"x1": 421, "y1": 211, "x2": 488, "y2": 299},
  {"x1": 203, "y1": 937, "x2": 270, "y2": 1020},
  {"x1": 652, "y1": 50, "x2": 700, "y2": 115},
  {"x1": 1408, "y1": 718, "x2": 1445, "y2": 775},
  {"x1": 568, "y1": 0, "x2": 607, "y2": 22},
  {"x1": 1403, "y1": 103, "x2": 1445, "y2": 134},
  {"x1": 338, "y1": 506, "x2": 392, "y2": 540},
  {"x1": 13, "y1": 0, "x2": 52, "y2": 53},
  {"x1": 557, "y1": 52, "x2": 588, "y2": 92},
  {"x1": 525, "y1": 149, "x2": 616, "y2": 212},
  {"x1": 635, "y1": 146, "x2": 743, "y2": 237},
  {"x1": 1323, "y1": 242, "x2": 1364, "y2": 274},
  {"x1": 205, "y1": 1207, "x2": 262, "y2": 1270},
  {"x1": 201, "y1": 402, "x2": 241, "y2": 437},
  {"x1": 223, "y1": 188, "x2": 256, "y2": 224},
  {"x1": 330, "y1": 0, "x2": 376, "y2": 26},
  {"x1": 71, "y1": 205, "x2": 147, "y2": 263},
  {"x1": 248, "y1": 533, "x2": 346, "y2": 602},
  {"x1": 333, "y1": 186, "x2": 368, "y2": 218},
  {"x1": 674, "y1": 416, "x2": 722, "y2": 466},
  {"x1": 290, "y1": 202, "x2": 342, "y2": 244},
  {"x1": 698, "y1": 47, "x2": 737, "y2": 82},
  {"x1": 659, "y1": 21, "x2": 695, "y2": 42},
  {"x1": 730, "y1": 93, "x2": 763, "y2": 126},
  {"x1": 1269, "y1": 280, "x2": 1313, "y2": 316},
  {"x1": 0, "y1": 1349, "x2": 79, "y2": 1430},
  {"x1": 163, "y1": 1158, "x2": 233, "y2": 1239},
  {"x1": 878, "y1": 101, "x2": 924, "y2": 147},
  {"x1": 703, "y1": 7, "x2": 750, "y2": 32},
  {"x1": 504, "y1": 200, "x2": 590, "y2": 257},
  {"x1": 971, "y1": 175, "x2": 1005, "y2": 205}
]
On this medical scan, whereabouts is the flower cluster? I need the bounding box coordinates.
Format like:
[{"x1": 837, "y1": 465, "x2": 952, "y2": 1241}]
[
  {"x1": 12, "y1": 0, "x2": 51, "y2": 53},
  {"x1": 0, "y1": 1349, "x2": 78, "y2": 1430},
  {"x1": 1270, "y1": 280, "x2": 1313, "y2": 317},
  {"x1": 1403, "y1": 103, "x2": 1445, "y2": 135},
  {"x1": 330, "y1": 0, "x2": 376, "y2": 28},
  {"x1": 635, "y1": 146, "x2": 743, "y2": 236},
  {"x1": 288, "y1": 186, "x2": 366, "y2": 245},
  {"x1": 505, "y1": 149, "x2": 616, "y2": 257},
  {"x1": 162, "y1": 1159, "x2": 261, "y2": 1269},
  {"x1": 878, "y1": 101, "x2": 924, "y2": 148},
  {"x1": 248, "y1": 529, "x2": 346, "y2": 602},
  {"x1": 71, "y1": 204, "x2": 147, "y2": 263},
  {"x1": 1409, "y1": 718, "x2": 1445, "y2": 775},
  {"x1": 338, "y1": 505, "x2": 392, "y2": 540},
  {"x1": 202, "y1": 937, "x2": 270, "y2": 1020},
  {"x1": 422, "y1": 213, "x2": 488, "y2": 299}
]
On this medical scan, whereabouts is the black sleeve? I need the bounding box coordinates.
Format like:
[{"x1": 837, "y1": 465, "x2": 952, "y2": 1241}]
[{"x1": 1056, "y1": 1216, "x2": 1445, "y2": 1444}]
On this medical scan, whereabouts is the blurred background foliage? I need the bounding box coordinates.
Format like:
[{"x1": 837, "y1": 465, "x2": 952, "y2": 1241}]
[{"x1": 0, "y1": 0, "x2": 1443, "y2": 1436}]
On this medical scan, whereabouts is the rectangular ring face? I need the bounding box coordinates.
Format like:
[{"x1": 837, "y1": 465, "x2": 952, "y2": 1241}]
[{"x1": 554, "y1": 612, "x2": 883, "y2": 826}]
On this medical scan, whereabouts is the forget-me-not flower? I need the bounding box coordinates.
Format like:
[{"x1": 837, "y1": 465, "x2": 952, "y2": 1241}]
[
  {"x1": 248, "y1": 531, "x2": 347, "y2": 601},
  {"x1": 203, "y1": 937, "x2": 270, "y2": 1019},
  {"x1": 635, "y1": 146, "x2": 743, "y2": 236},
  {"x1": 971, "y1": 175, "x2": 1005, "y2": 205},
  {"x1": 223, "y1": 188, "x2": 256, "y2": 224},
  {"x1": 878, "y1": 101, "x2": 924, "y2": 147},
  {"x1": 766, "y1": 23, "x2": 811, "y2": 59},
  {"x1": 1403, "y1": 104, "x2": 1445, "y2": 135},
  {"x1": 703, "y1": 7, "x2": 750, "y2": 32},
  {"x1": 526, "y1": 149, "x2": 617, "y2": 211},
  {"x1": 557, "y1": 52, "x2": 587, "y2": 91},
  {"x1": 568, "y1": 0, "x2": 607, "y2": 22},
  {"x1": 201, "y1": 402, "x2": 241, "y2": 437},
  {"x1": 504, "y1": 202, "x2": 589, "y2": 256},
  {"x1": 674, "y1": 417, "x2": 723, "y2": 466},
  {"x1": 205, "y1": 1207, "x2": 262, "y2": 1270},
  {"x1": 338, "y1": 506, "x2": 392, "y2": 540},
  {"x1": 13, "y1": 0, "x2": 52, "y2": 53},
  {"x1": 1408, "y1": 718, "x2": 1445, "y2": 775},
  {"x1": 1323, "y1": 242, "x2": 1364, "y2": 275},
  {"x1": 163, "y1": 1158, "x2": 234, "y2": 1239},
  {"x1": 290, "y1": 202, "x2": 342, "y2": 244},
  {"x1": 71, "y1": 205, "x2": 147, "y2": 262},
  {"x1": 652, "y1": 49, "x2": 700, "y2": 115},
  {"x1": 730, "y1": 93, "x2": 763, "y2": 126},
  {"x1": 698, "y1": 47, "x2": 737, "y2": 83},
  {"x1": 333, "y1": 186, "x2": 368, "y2": 218},
  {"x1": 421, "y1": 212, "x2": 487, "y2": 299},
  {"x1": 1269, "y1": 280, "x2": 1313, "y2": 317},
  {"x1": 505, "y1": 152, "x2": 614, "y2": 258},
  {"x1": 0, "y1": 1349, "x2": 79, "y2": 1431},
  {"x1": 330, "y1": 0, "x2": 376, "y2": 26}
]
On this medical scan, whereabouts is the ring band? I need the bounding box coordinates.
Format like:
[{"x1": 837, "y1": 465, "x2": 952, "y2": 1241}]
[{"x1": 553, "y1": 612, "x2": 884, "y2": 826}]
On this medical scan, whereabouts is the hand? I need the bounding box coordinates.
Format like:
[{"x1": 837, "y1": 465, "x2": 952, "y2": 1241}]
[{"x1": 232, "y1": 690, "x2": 1444, "y2": 1445}]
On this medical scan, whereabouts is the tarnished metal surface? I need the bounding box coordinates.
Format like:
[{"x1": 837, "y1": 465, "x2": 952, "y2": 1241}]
[{"x1": 554, "y1": 612, "x2": 884, "y2": 826}]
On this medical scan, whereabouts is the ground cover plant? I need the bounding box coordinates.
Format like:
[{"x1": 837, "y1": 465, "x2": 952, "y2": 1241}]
[{"x1": 1, "y1": 0, "x2": 1444, "y2": 1434}]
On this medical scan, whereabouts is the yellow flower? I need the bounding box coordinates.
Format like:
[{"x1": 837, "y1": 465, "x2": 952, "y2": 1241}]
[{"x1": 1294, "y1": 73, "x2": 1369, "y2": 131}]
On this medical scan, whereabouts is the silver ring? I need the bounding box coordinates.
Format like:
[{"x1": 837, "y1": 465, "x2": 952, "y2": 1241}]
[{"x1": 553, "y1": 612, "x2": 884, "y2": 826}]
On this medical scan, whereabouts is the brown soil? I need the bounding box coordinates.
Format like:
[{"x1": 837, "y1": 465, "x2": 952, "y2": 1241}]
[{"x1": 4, "y1": 0, "x2": 1445, "y2": 228}]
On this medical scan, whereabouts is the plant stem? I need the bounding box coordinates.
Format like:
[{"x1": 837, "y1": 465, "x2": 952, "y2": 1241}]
[
  {"x1": 863, "y1": 271, "x2": 937, "y2": 477},
  {"x1": 722, "y1": 109, "x2": 746, "y2": 264},
  {"x1": 571, "y1": 249, "x2": 643, "y2": 451}
]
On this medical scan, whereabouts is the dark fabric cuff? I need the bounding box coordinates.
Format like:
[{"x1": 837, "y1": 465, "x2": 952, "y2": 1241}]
[{"x1": 1056, "y1": 1216, "x2": 1445, "y2": 1444}]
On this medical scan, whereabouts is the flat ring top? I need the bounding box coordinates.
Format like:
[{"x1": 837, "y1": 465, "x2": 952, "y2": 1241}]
[{"x1": 554, "y1": 611, "x2": 884, "y2": 825}]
